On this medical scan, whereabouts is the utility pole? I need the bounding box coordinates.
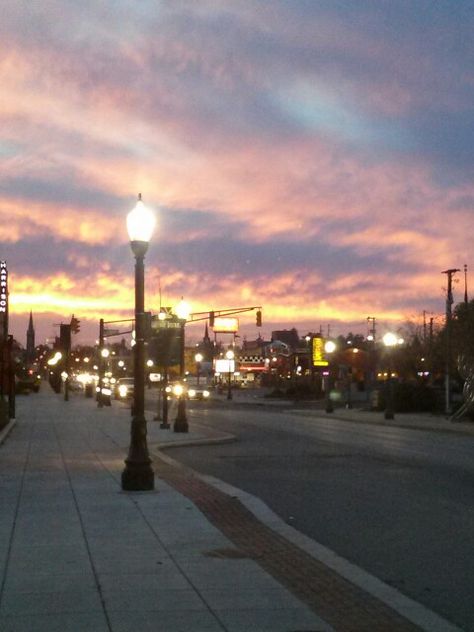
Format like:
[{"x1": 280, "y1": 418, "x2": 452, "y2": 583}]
[
  {"x1": 367, "y1": 317, "x2": 376, "y2": 341},
  {"x1": 464, "y1": 264, "x2": 468, "y2": 304},
  {"x1": 442, "y1": 268, "x2": 460, "y2": 415}
]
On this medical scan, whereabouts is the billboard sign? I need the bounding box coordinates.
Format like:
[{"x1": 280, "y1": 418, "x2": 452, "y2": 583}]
[
  {"x1": 212, "y1": 317, "x2": 239, "y2": 333},
  {"x1": 215, "y1": 358, "x2": 235, "y2": 373}
]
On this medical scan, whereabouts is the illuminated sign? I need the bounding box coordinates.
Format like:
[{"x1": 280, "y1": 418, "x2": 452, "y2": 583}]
[
  {"x1": 312, "y1": 336, "x2": 328, "y2": 367},
  {"x1": 0, "y1": 261, "x2": 7, "y2": 340},
  {"x1": 0, "y1": 261, "x2": 7, "y2": 314},
  {"x1": 214, "y1": 358, "x2": 235, "y2": 373},
  {"x1": 212, "y1": 317, "x2": 239, "y2": 333}
]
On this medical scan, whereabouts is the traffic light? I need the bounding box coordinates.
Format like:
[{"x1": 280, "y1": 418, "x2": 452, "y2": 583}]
[
  {"x1": 60, "y1": 324, "x2": 71, "y2": 351},
  {"x1": 256, "y1": 310, "x2": 262, "y2": 327},
  {"x1": 209, "y1": 311, "x2": 215, "y2": 327},
  {"x1": 70, "y1": 315, "x2": 80, "y2": 334}
]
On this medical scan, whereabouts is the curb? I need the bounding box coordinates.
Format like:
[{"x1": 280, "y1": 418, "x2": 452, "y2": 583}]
[
  {"x1": 157, "y1": 449, "x2": 462, "y2": 632},
  {"x1": 292, "y1": 409, "x2": 474, "y2": 437},
  {"x1": 0, "y1": 418, "x2": 17, "y2": 445},
  {"x1": 214, "y1": 397, "x2": 474, "y2": 436},
  {"x1": 154, "y1": 421, "x2": 237, "y2": 451}
]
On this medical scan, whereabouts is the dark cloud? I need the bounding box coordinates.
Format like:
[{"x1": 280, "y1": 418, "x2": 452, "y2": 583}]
[{"x1": 1, "y1": 176, "x2": 124, "y2": 213}]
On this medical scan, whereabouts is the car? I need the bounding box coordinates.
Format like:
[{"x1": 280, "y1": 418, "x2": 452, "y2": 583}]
[
  {"x1": 187, "y1": 386, "x2": 211, "y2": 400},
  {"x1": 163, "y1": 382, "x2": 211, "y2": 401},
  {"x1": 116, "y1": 377, "x2": 135, "y2": 400},
  {"x1": 15, "y1": 368, "x2": 41, "y2": 394}
]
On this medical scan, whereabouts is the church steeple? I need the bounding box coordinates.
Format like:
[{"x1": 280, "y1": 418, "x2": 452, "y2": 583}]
[{"x1": 26, "y1": 310, "x2": 35, "y2": 363}]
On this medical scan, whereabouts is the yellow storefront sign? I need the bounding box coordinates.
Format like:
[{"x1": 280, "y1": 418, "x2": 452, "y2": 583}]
[{"x1": 312, "y1": 336, "x2": 328, "y2": 367}]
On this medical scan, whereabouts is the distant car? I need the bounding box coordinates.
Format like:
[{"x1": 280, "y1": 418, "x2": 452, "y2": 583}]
[
  {"x1": 116, "y1": 377, "x2": 135, "y2": 400},
  {"x1": 164, "y1": 383, "x2": 211, "y2": 401},
  {"x1": 165, "y1": 382, "x2": 186, "y2": 399},
  {"x1": 187, "y1": 387, "x2": 211, "y2": 400},
  {"x1": 15, "y1": 368, "x2": 41, "y2": 394}
]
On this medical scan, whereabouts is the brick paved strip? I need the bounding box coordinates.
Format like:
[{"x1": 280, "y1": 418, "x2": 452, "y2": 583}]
[{"x1": 154, "y1": 455, "x2": 421, "y2": 632}]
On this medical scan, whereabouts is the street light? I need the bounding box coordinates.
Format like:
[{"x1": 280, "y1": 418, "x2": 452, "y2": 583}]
[
  {"x1": 97, "y1": 347, "x2": 110, "y2": 407},
  {"x1": 174, "y1": 298, "x2": 190, "y2": 433},
  {"x1": 195, "y1": 352, "x2": 203, "y2": 386},
  {"x1": 121, "y1": 194, "x2": 156, "y2": 492},
  {"x1": 324, "y1": 340, "x2": 336, "y2": 413},
  {"x1": 225, "y1": 349, "x2": 235, "y2": 400},
  {"x1": 382, "y1": 332, "x2": 398, "y2": 420}
]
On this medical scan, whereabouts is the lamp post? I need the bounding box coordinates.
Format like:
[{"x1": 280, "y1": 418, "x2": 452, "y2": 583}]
[
  {"x1": 195, "y1": 352, "x2": 203, "y2": 386},
  {"x1": 121, "y1": 194, "x2": 156, "y2": 492},
  {"x1": 174, "y1": 298, "x2": 190, "y2": 433},
  {"x1": 98, "y1": 347, "x2": 109, "y2": 406},
  {"x1": 324, "y1": 340, "x2": 336, "y2": 413},
  {"x1": 226, "y1": 349, "x2": 234, "y2": 400},
  {"x1": 382, "y1": 332, "x2": 398, "y2": 420}
]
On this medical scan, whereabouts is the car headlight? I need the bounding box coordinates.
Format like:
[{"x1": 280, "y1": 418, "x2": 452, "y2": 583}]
[
  {"x1": 118, "y1": 385, "x2": 128, "y2": 397},
  {"x1": 188, "y1": 389, "x2": 196, "y2": 398},
  {"x1": 203, "y1": 390, "x2": 210, "y2": 398}
]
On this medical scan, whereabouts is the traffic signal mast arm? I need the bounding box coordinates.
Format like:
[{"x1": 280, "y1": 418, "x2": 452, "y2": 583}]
[
  {"x1": 98, "y1": 305, "x2": 263, "y2": 340},
  {"x1": 187, "y1": 306, "x2": 262, "y2": 323},
  {"x1": 100, "y1": 317, "x2": 135, "y2": 338}
]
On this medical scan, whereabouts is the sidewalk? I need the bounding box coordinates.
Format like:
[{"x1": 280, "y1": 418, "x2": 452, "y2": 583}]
[{"x1": 0, "y1": 388, "x2": 463, "y2": 632}]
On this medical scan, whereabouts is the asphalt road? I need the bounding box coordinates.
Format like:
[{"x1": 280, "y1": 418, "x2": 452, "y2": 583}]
[{"x1": 165, "y1": 400, "x2": 474, "y2": 631}]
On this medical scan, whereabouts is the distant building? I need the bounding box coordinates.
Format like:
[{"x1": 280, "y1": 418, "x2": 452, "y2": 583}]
[
  {"x1": 239, "y1": 335, "x2": 269, "y2": 382},
  {"x1": 271, "y1": 328, "x2": 299, "y2": 350},
  {"x1": 26, "y1": 311, "x2": 35, "y2": 364}
]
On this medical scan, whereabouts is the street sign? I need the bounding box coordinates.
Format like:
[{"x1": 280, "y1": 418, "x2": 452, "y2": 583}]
[{"x1": 151, "y1": 315, "x2": 182, "y2": 329}]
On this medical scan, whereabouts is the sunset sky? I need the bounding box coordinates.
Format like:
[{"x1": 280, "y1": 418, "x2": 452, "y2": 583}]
[{"x1": 1, "y1": 1, "x2": 473, "y2": 347}]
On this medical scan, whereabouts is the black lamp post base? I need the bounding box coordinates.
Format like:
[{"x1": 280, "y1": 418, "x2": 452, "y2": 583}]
[
  {"x1": 384, "y1": 409, "x2": 394, "y2": 420},
  {"x1": 121, "y1": 461, "x2": 155, "y2": 491},
  {"x1": 174, "y1": 397, "x2": 188, "y2": 433},
  {"x1": 174, "y1": 420, "x2": 188, "y2": 433}
]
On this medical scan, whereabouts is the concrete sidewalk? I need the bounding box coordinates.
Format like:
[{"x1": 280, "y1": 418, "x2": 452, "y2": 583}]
[{"x1": 0, "y1": 387, "x2": 463, "y2": 631}]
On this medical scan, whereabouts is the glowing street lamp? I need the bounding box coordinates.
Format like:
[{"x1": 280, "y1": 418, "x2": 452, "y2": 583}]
[
  {"x1": 97, "y1": 347, "x2": 111, "y2": 408},
  {"x1": 174, "y1": 298, "x2": 191, "y2": 433},
  {"x1": 382, "y1": 332, "x2": 398, "y2": 420},
  {"x1": 122, "y1": 194, "x2": 156, "y2": 492},
  {"x1": 225, "y1": 349, "x2": 235, "y2": 400},
  {"x1": 175, "y1": 298, "x2": 191, "y2": 321},
  {"x1": 195, "y1": 352, "x2": 203, "y2": 386},
  {"x1": 324, "y1": 340, "x2": 336, "y2": 413}
]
